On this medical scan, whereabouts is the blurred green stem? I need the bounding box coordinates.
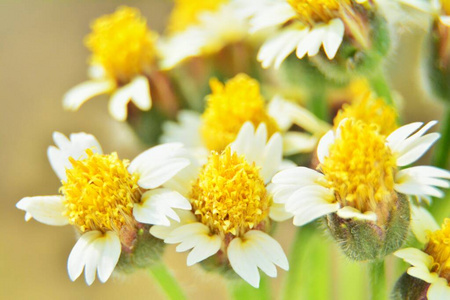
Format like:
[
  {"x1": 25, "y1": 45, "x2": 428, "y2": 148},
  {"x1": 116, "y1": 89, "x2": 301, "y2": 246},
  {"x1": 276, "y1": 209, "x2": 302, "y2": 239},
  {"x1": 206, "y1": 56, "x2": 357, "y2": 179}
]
[
  {"x1": 368, "y1": 68, "x2": 394, "y2": 106},
  {"x1": 148, "y1": 263, "x2": 186, "y2": 300},
  {"x1": 432, "y1": 105, "x2": 450, "y2": 168},
  {"x1": 308, "y1": 84, "x2": 329, "y2": 122},
  {"x1": 369, "y1": 260, "x2": 386, "y2": 300},
  {"x1": 229, "y1": 276, "x2": 270, "y2": 300}
]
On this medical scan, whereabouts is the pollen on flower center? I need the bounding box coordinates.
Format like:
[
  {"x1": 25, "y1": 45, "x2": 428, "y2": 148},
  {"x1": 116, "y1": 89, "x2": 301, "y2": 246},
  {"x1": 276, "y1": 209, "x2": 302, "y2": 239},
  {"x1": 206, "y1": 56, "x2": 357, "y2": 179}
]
[
  {"x1": 61, "y1": 149, "x2": 141, "y2": 233},
  {"x1": 201, "y1": 74, "x2": 279, "y2": 152},
  {"x1": 189, "y1": 147, "x2": 270, "y2": 237},
  {"x1": 441, "y1": 0, "x2": 450, "y2": 16},
  {"x1": 167, "y1": 0, "x2": 229, "y2": 33},
  {"x1": 320, "y1": 119, "x2": 397, "y2": 214},
  {"x1": 287, "y1": 0, "x2": 349, "y2": 24},
  {"x1": 85, "y1": 6, "x2": 157, "y2": 83},
  {"x1": 425, "y1": 218, "x2": 450, "y2": 282}
]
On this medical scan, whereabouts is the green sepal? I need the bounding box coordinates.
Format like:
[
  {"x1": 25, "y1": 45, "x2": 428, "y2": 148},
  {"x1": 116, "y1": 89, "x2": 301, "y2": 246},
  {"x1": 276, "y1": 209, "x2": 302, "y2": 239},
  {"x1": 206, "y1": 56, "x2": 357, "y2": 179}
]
[{"x1": 391, "y1": 272, "x2": 430, "y2": 300}]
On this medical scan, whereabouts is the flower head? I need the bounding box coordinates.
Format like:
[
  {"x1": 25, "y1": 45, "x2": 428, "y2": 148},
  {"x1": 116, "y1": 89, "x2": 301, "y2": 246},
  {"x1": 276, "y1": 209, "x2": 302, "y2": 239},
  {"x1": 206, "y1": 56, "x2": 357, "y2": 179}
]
[
  {"x1": 152, "y1": 123, "x2": 290, "y2": 287},
  {"x1": 63, "y1": 7, "x2": 157, "y2": 121},
  {"x1": 17, "y1": 132, "x2": 192, "y2": 284},
  {"x1": 395, "y1": 218, "x2": 450, "y2": 300}
]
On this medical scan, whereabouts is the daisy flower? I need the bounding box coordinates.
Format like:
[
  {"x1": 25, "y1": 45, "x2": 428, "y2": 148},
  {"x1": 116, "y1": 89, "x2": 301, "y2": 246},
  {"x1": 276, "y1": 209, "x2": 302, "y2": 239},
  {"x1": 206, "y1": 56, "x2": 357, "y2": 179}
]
[
  {"x1": 159, "y1": 0, "x2": 249, "y2": 69},
  {"x1": 160, "y1": 73, "x2": 330, "y2": 159},
  {"x1": 16, "y1": 132, "x2": 192, "y2": 285},
  {"x1": 398, "y1": 0, "x2": 450, "y2": 26},
  {"x1": 239, "y1": 0, "x2": 381, "y2": 69},
  {"x1": 63, "y1": 7, "x2": 158, "y2": 121},
  {"x1": 395, "y1": 217, "x2": 450, "y2": 299},
  {"x1": 272, "y1": 118, "x2": 450, "y2": 226},
  {"x1": 151, "y1": 122, "x2": 290, "y2": 288}
]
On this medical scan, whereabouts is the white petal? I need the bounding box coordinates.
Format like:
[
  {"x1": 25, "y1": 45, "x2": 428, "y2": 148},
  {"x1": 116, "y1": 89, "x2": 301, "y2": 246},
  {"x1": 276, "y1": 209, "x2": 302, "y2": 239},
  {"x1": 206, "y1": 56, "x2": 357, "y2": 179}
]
[
  {"x1": 133, "y1": 188, "x2": 191, "y2": 226},
  {"x1": 63, "y1": 80, "x2": 114, "y2": 111},
  {"x1": 249, "y1": 2, "x2": 296, "y2": 33},
  {"x1": 48, "y1": 132, "x2": 102, "y2": 181},
  {"x1": 273, "y1": 29, "x2": 307, "y2": 69},
  {"x1": 395, "y1": 167, "x2": 448, "y2": 198},
  {"x1": 283, "y1": 132, "x2": 318, "y2": 155},
  {"x1": 260, "y1": 133, "x2": 283, "y2": 183},
  {"x1": 428, "y1": 278, "x2": 450, "y2": 300},
  {"x1": 16, "y1": 196, "x2": 68, "y2": 226},
  {"x1": 305, "y1": 25, "x2": 327, "y2": 56},
  {"x1": 323, "y1": 19, "x2": 344, "y2": 59},
  {"x1": 269, "y1": 202, "x2": 293, "y2": 222},
  {"x1": 410, "y1": 205, "x2": 439, "y2": 244},
  {"x1": 97, "y1": 232, "x2": 121, "y2": 283},
  {"x1": 440, "y1": 15, "x2": 450, "y2": 26},
  {"x1": 396, "y1": 133, "x2": 440, "y2": 166},
  {"x1": 316, "y1": 130, "x2": 335, "y2": 163},
  {"x1": 67, "y1": 231, "x2": 102, "y2": 283},
  {"x1": 245, "y1": 230, "x2": 289, "y2": 271},
  {"x1": 386, "y1": 122, "x2": 423, "y2": 150},
  {"x1": 150, "y1": 210, "x2": 197, "y2": 240},
  {"x1": 336, "y1": 206, "x2": 378, "y2": 222},
  {"x1": 228, "y1": 237, "x2": 261, "y2": 288},
  {"x1": 160, "y1": 110, "x2": 203, "y2": 148},
  {"x1": 394, "y1": 248, "x2": 433, "y2": 271},
  {"x1": 272, "y1": 167, "x2": 324, "y2": 186},
  {"x1": 129, "y1": 143, "x2": 190, "y2": 189},
  {"x1": 408, "y1": 266, "x2": 438, "y2": 284},
  {"x1": 186, "y1": 234, "x2": 221, "y2": 266},
  {"x1": 258, "y1": 28, "x2": 301, "y2": 69}
]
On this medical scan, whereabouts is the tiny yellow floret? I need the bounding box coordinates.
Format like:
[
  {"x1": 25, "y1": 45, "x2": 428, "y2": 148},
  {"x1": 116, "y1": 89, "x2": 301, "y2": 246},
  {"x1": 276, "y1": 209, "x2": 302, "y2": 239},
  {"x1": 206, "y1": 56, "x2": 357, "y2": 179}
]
[
  {"x1": 85, "y1": 6, "x2": 157, "y2": 83},
  {"x1": 190, "y1": 148, "x2": 270, "y2": 237},
  {"x1": 320, "y1": 119, "x2": 397, "y2": 214},
  {"x1": 201, "y1": 74, "x2": 279, "y2": 152},
  {"x1": 62, "y1": 149, "x2": 141, "y2": 233},
  {"x1": 441, "y1": 0, "x2": 450, "y2": 16},
  {"x1": 425, "y1": 218, "x2": 450, "y2": 281},
  {"x1": 334, "y1": 84, "x2": 398, "y2": 136},
  {"x1": 287, "y1": 0, "x2": 350, "y2": 24},
  {"x1": 167, "y1": 0, "x2": 229, "y2": 33}
]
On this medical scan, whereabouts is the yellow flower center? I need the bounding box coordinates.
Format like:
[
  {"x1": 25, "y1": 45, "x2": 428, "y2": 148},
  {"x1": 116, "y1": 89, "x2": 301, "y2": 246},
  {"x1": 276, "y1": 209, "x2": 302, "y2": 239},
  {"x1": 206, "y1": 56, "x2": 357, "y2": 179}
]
[
  {"x1": 61, "y1": 149, "x2": 141, "y2": 233},
  {"x1": 320, "y1": 119, "x2": 397, "y2": 214},
  {"x1": 287, "y1": 0, "x2": 350, "y2": 24},
  {"x1": 167, "y1": 0, "x2": 229, "y2": 33},
  {"x1": 85, "y1": 6, "x2": 157, "y2": 83},
  {"x1": 201, "y1": 74, "x2": 279, "y2": 152},
  {"x1": 190, "y1": 148, "x2": 270, "y2": 237},
  {"x1": 334, "y1": 82, "x2": 398, "y2": 136},
  {"x1": 425, "y1": 218, "x2": 450, "y2": 282},
  {"x1": 441, "y1": 0, "x2": 450, "y2": 16}
]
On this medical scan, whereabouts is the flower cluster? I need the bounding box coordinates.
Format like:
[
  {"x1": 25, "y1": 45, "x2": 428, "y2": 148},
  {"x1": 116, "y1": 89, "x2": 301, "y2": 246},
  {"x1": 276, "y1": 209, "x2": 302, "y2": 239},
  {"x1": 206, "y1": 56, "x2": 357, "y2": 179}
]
[{"x1": 17, "y1": 2, "x2": 450, "y2": 298}]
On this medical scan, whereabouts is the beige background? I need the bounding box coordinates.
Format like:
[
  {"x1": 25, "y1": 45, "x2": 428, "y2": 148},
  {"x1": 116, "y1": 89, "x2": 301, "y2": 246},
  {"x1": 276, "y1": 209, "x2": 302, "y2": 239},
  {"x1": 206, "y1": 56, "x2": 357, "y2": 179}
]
[{"x1": 0, "y1": 1, "x2": 444, "y2": 299}]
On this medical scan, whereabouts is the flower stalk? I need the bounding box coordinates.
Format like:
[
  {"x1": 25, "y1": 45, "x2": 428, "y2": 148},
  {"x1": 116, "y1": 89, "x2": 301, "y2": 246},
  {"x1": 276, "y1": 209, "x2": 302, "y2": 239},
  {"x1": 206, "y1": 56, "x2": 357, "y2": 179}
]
[
  {"x1": 148, "y1": 263, "x2": 187, "y2": 300},
  {"x1": 368, "y1": 260, "x2": 386, "y2": 300}
]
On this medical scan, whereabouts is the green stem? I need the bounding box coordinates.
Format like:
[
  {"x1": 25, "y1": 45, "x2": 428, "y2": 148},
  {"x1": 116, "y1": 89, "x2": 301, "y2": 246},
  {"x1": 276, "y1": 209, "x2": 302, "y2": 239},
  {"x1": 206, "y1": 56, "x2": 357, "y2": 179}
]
[
  {"x1": 282, "y1": 226, "x2": 315, "y2": 300},
  {"x1": 308, "y1": 85, "x2": 329, "y2": 122},
  {"x1": 369, "y1": 260, "x2": 386, "y2": 300},
  {"x1": 432, "y1": 105, "x2": 450, "y2": 168},
  {"x1": 148, "y1": 263, "x2": 186, "y2": 300},
  {"x1": 228, "y1": 276, "x2": 271, "y2": 300},
  {"x1": 368, "y1": 68, "x2": 394, "y2": 107}
]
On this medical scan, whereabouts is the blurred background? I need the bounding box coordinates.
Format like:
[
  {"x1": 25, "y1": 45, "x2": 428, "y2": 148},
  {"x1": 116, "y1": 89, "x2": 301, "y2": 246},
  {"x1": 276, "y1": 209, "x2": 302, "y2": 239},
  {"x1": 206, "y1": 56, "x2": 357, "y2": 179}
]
[{"x1": 0, "y1": 1, "x2": 445, "y2": 299}]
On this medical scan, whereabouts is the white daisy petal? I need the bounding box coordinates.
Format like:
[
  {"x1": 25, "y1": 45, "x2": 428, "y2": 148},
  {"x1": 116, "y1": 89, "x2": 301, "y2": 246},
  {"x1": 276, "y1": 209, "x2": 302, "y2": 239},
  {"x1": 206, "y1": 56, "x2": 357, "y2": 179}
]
[
  {"x1": 245, "y1": 230, "x2": 289, "y2": 271},
  {"x1": 317, "y1": 130, "x2": 335, "y2": 163},
  {"x1": 273, "y1": 29, "x2": 307, "y2": 69},
  {"x1": 63, "y1": 80, "x2": 115, "y2": 111},
  {"x1": 407, "y1": 266, "x2": 438, "y2": 284},
  {"x1": 386, "y1": 122, "x2": 423, "y2": 151},
  {"x1": 133, "y1": 188, "x2": 191, "y2": 226},
  {"x1": 97, "y1": 232, "x2": 121, "y2": 283},
  {"x1": 410, "y1": 205, "x2": 440, "y2": 244},
  {"x1": 269, "y1": 202, "x2": 294, "y2": 222},
  {"x1": 228, "y1": 237, "x2": 261, "y2": 288},
  {"x1": 249, "y1": 2, "x2": 296, "y2": 33},
  {"x1": 128, "y1": 76, "x2": 152, "y2": 111},
  {"x1": 336, "y1": 206, "x2": 378, "y2": 222},
  {"x1": 323, "y1": 19, "x2": 345, "y2": 59},
  {"x1": 150, "y1": 210, "x2": 197, "y2": 240},
  {"x1": 67, "y1": 231, "x2": 102, "y2": 283},
  {"x1": 395, "y1": 133, "x2": 440, "y2": 166},
  {"x1": 48, "y1": 132, "x2": 102, "y2": 181},
  {"x1": 428, "y1": 278, "x2": 450, "y2": 300},
  {"x1": 395, "y1": 166, "x2": 450, "y2": 198},
  {"x1": 160, "y1": 110, "x2": 203, "y2": 148},
  {"x1": 16, "y1": 196, "x2": 68, "y2": 226},
  {"x1": 283, "y1": 132, "x2": 318, "y2": 155},
  {"x1": 258, "y1": 30, "x2": 296, "y2": 69},
  {"x1": 440, "y1": 15, "x2": 450, "y2": 26},
  {"x1": 186, "y1": 234, "x2": 221, "y2": 266},
  {"x1": 272, "y1": 166, "x2": 324, "y2": 186},
  {"x1": 394, "y1": 248, "x2": 434, "y2": 271},
  {"x1": 304, "y1": 25, "x2": 327, "y2": 56},
  {"x1": 261, "y1": 133, "x2": 283, "y2": 183}
]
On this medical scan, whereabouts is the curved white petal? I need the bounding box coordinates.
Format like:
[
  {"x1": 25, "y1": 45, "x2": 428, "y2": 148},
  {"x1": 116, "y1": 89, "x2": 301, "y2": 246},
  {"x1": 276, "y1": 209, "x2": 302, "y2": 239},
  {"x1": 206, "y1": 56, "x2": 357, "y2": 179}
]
[
  {"x1": 336, "y1": 206, "x2": 377, "y2": 222},
  {"x1": 67, "y1": 231, "x2": 120, "y2": 285},
  {"x1": 16, "y1": 196, "x2": 68, "y2": 226},
  {"x1": 129, "y1": 143, "x2": 190, "y2": 189},
  {"x1": 133, "y1": 188, "x2": 191, "y2": 226},
  {"x1": 160, "y1": 110, "x2": 203, "y2": 148},
  {"x1": 108, "y1": 76, "x2": 152, "y2": 121},
  {"x1": 273, "y1": 29, "x2": 307, "y2": 69},
  {"x1": 394, "y1": 248, "x2": 433, "y2": 272},
  {"x1": 395, "y1": 166, "x2": 450, "y2": 198},
  {"x1": 269, "y1": 202, "x2": 293, "y2": 222},
  {"x1": 228, "y1": 230, "x2": 288, "y2": 287},
  {"x1": 428, "y1": 278, "x2": 450, "y2": 300},
  {"x1": 410, "y1": 205, "x2": 439, "y2": 244},
  {"x1": 48, "y1": 132, "x2": 102, "y2": 181},
  {"x1": 316, "y1": 130, "x2": 335, "y2": 163},
  {"x1": 386, "y1": 122, "x2": 423, "y2": 150},
  {"x1": 304, "y1": 24, "x2": 327, "y2": 57},
  {"x1": 323, "y1": 19, "x2": 344, "y2": 59},
  {"x1": 283, "y1": 132, "x2": 318, "y2": 155},
  {"x1": 63, "y1": 80, "x2": 115, "y2": 111},
  {"x1": 272, "y1": 166, "x2": 324, "y2": 186},
  {"x1": 150, "y1": 210, "x2": 197, "y2": 240},
  {"x1": 249, "y1": 2, "x2": 296, "y2": 33}
]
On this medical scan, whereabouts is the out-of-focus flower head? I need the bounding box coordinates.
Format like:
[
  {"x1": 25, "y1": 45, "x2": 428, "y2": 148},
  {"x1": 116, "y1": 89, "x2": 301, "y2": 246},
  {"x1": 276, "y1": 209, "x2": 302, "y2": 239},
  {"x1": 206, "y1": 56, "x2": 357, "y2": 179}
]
[
  {"x1": 16, "y1": 132, "x2": 193, "y2": 284},
  {"x1": 151, "y1": 123, "x2": 291, "y2": 288},
  {"x1": 63, "y1": 7, "x2": 158, "y2": 121}
]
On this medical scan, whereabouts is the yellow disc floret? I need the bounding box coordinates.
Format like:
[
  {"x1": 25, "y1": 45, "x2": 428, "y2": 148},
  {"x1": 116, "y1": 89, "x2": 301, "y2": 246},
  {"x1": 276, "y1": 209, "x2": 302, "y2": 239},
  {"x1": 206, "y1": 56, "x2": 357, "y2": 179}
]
[
  {"x1": 287, "y1": 0, "x2": 350, "y2": 24},
  {"x1": 441, "y1": 0, "x2": 450, "y2": 16},
  {"x1": 201, "y1": 74, "x2": 279, "y2": 152},
  {"x1": 62, "y1": 149, "x2": 141, "y2": 233},
  {"x1": 334, "y1": 84, "x2": 398, "y2": 136},
  {"x1": 190, "y1": 147, "x2": 270, "y2": 237},
  {"x1": 320, "y1": 119, "x2": 397, "y2": 214},
  {"x1": 167, "y1": 0, "x2": 229, "y2": 33},
  {"x1": 85, "y1": 6, "x2": 157, "y2": 83},
  {"x1": 425, "y1": 218, "x2": 450, "y2": 281}
]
